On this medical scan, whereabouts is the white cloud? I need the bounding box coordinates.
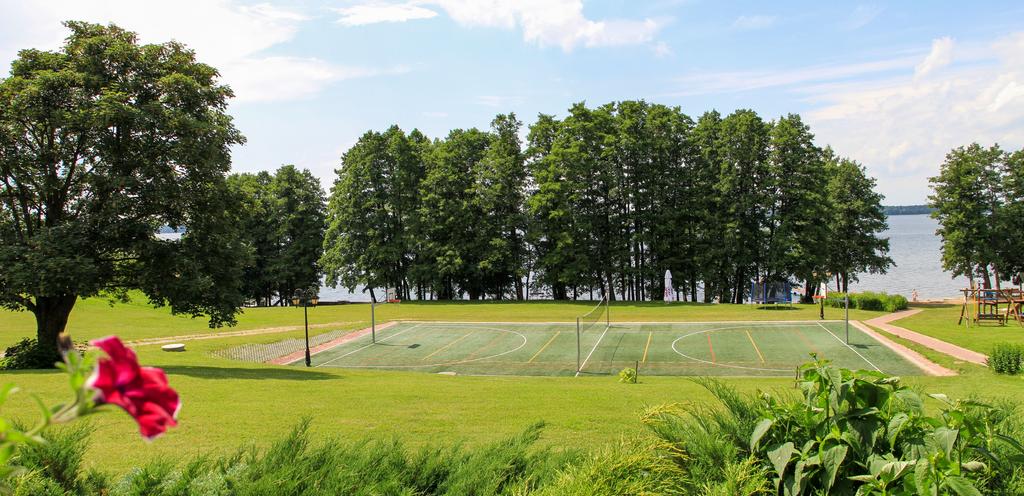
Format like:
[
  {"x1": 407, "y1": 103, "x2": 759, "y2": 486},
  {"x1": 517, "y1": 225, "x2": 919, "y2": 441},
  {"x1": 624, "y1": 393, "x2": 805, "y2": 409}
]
[
  {"x1": 475, "y1": 95, "x2": 523, "y2": 107},
  {"x1": 732, "y1": 15, "x2": 777, "y2": 30},
  {"x1": 802, "y1": 33, "x2": 1024, "y2": 202},
  {"x1": 846, "y1": 4, "x2": 883, "y2": 30},
  {"x1": 334, "y1": 0, "x2": 665, "y2": 52},
  {"x1": 671, "y1": 56, "x2": 920, "y2": 96},
  {"x1": 914, "y1": 37, "x2": 954, "y2": 79},
  {"x1": 0, "y1": 0, "x2": 395, "y2": 103},
  {"x1": 333, "y1": 2, "x2": 438, "y2": 26},
  {"x1": 223, "y1": 59, "x2": 410, "y2": 103},
  {"x1": 651, "y1": 41, "x2": 673, "y2": 58}
]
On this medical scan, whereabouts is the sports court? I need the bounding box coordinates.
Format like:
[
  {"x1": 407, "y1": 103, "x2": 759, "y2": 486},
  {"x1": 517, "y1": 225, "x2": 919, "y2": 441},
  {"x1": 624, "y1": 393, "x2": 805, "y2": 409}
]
[{"x1": 302, "y1": 302, "x2": 926, "y2": 377}]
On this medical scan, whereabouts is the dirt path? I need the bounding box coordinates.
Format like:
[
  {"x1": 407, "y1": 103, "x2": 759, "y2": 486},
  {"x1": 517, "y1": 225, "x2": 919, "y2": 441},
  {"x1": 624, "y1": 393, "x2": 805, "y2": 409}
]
[
  {"x1": 126, "y1": 322, "x2": 357, "y2": 347},
  {"x1": 864, "y1": 310, "x2": 988, "y2": 366}
]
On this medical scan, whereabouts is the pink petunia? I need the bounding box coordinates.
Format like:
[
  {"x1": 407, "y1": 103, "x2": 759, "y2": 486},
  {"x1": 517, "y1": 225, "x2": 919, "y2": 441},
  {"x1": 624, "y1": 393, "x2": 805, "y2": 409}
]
[{"x1": 86, "y1": 336, "x2": 181, "y2": 440}]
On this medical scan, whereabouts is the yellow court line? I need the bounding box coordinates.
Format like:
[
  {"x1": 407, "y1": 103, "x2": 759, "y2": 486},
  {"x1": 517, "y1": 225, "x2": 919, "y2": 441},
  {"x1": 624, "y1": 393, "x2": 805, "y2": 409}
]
[
  {"x1": 422, "y1": 332, "x2": 474, "y2": 360},
  {"x1": 642, "y1": 331, "x2": 653, "y2": 363},
  {"x1": 745, "y1": 329, "x2": 766, "y2": 363},
  {"x1": 528, "y1": 330, "x2": 561, "y2": 363}
]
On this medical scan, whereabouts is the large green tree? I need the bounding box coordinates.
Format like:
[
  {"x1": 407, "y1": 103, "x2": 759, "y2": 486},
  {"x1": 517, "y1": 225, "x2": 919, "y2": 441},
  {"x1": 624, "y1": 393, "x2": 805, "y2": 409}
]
[
  {"x1": 269, "y1": 165, "x2": 326, "y2": 302},
  {"x1": 321, "y1": 127, "x2": 425, "y2": 302},
  {"x1": 227, "y1": 171, "x2": 277, "y2": 306},
  {"x1": 765, "y1": 114, "x2": 829, "y2": 301},
  {"x1": 715, "y1": 109, "x2": 772, "y2": 302},
  {"x1": 929, "y1": 144, "x2": 1004, "y2": 287},
  {"x1": 825, "y1": 152, "x2": 892, "y2": 291},
  {"x1": 0, "y1": 22, "x2": 245, "y2": 363}
]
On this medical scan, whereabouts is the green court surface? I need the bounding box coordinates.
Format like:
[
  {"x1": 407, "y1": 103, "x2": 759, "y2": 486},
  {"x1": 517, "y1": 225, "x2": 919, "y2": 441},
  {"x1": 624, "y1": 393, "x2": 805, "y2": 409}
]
[{"x1": 302, "y1": 321, "x2": 926, "y2": 377}]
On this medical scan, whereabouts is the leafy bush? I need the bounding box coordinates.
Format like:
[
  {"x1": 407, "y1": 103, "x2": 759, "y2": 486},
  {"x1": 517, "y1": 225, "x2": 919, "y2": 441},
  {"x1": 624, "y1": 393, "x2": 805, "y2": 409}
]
[
  {"x1": 646, "y1": 358, "x2": 1024, "y2": 495},
  {"x1": 1, "y1": 338, "x2": 56, "y2": 370},
  {"x1": 989, "y1": 343, "x2": 1024, "y2": 374},
  {"x1": 618, "y1": 367, "x2": 637, "y2": 384},
  {"x1": 12, "y1": 420, "x2": 692, "y2": 495},
  {"x1": 824, "y1": 291, "x2": 908, "y2": 312}
]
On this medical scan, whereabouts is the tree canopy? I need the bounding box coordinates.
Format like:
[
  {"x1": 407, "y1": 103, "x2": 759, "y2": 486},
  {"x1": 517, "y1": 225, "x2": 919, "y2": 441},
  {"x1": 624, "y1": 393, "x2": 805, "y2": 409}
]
[
  {"x1": 228, "y1": 165, "x2": 326, "y2": 306},
  {"x1": 322, "y1": 102, "x2": 893, "y2": 302},
  {"x1": 930, "y1": 143, "x2": 1024, "y2": 287},
  {"x1": 0, "y1": 22, "x2": 245, "y2": 362}
]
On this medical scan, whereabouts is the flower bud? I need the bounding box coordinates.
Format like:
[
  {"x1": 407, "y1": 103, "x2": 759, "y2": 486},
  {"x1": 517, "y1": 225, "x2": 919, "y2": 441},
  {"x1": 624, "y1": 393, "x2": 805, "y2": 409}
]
[{"x1": 58, "y1": 332, "x2": 74, "y2": 358}]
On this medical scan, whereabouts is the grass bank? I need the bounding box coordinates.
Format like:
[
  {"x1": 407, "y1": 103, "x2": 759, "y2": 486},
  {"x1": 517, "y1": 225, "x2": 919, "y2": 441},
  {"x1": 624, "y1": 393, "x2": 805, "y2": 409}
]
[
  {"x1": 0, "y1": 301, "x2": 1021, "y2": 476},
  {"x1": 896, "y1": 302, "x2": 1024, "y2": 355}
]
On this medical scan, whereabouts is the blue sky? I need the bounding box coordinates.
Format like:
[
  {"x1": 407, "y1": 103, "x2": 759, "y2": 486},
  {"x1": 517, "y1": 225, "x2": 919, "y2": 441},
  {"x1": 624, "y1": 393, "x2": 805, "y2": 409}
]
[{"x1": 2, "y1": 1, "x2": 1023, "y2": 204}]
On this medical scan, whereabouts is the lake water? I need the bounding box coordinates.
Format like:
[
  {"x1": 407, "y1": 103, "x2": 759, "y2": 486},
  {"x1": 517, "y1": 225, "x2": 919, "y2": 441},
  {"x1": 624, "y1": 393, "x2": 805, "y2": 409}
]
[
  {"x1": 849, "y1": 214, "x2": 965, "y2": 300},
  {"x1": 320, "y1": 214, "x2": 965, "y2": 302}
]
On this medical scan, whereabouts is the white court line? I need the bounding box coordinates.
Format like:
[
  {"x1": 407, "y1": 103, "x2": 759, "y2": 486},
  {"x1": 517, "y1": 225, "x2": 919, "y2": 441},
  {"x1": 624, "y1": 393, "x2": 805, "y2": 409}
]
[
  {"x1": 817, "y1": 322, "x2": 881, "y2": 372},
  {"x1": 575, "y1": 325, "x2": 611, "y2": 377},
  {"x1": 315, "y1": 324, "x2": 423, "y2": 368}
]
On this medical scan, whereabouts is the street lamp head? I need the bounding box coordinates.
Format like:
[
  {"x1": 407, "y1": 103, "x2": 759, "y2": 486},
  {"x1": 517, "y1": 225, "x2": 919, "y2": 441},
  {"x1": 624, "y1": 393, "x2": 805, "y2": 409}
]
[
  {"x1": 311, "y1": 296, "x2": 319, "y2": 307},
  {"x1": 292, "y1": 289, "x2": 303, "y2": 306}
]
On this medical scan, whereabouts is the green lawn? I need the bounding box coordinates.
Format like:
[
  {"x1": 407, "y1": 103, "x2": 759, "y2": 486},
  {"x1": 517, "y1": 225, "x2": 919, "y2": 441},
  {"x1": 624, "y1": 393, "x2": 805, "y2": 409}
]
[
  {"x1": 0, "y1": 295, "x2": 888, "y2": 350},
  {"x1": 0, "y1": 301, "x2": 1021, "y2": 476},
  {"x1": 895, "y1": 302, "x2": 1024, "y2": 355}
]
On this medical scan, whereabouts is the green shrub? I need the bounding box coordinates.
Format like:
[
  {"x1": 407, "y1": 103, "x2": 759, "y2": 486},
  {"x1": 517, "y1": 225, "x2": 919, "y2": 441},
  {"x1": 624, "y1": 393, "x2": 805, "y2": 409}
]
[
  {"x1": 645, "y1": 358, "x2": 1024, "y2": 495},
  {"x1": 1, "y1": 338, "x2": 57, "y2": 370},
  {"x1": 618, "y1": 367, "x2": 637, "y2": 384},
  {"x1": 824, "y1": 291, "x2": 908, "y2": 313},
  {"x1": 989, "y1": 343, "x2": 1024, "y2": 374}
]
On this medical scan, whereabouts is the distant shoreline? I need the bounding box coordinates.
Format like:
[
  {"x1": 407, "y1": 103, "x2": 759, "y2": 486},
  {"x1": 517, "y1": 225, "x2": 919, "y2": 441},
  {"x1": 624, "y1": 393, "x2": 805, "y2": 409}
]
[{"x1": 883, "y1": 205, "x2": 934, "y2": 215}]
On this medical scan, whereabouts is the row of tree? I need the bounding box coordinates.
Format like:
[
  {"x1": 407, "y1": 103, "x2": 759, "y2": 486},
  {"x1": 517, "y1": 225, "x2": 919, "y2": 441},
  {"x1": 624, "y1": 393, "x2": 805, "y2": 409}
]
[
  {"x1": 930, "y1": 143, "x2": 1024, "y2": 287},
  {"x1": 322, "y1": 102, "x2": 893, "y2": 303},
  {"x1": 227, "y1": 166, "x2": 326, "y2": 306}
]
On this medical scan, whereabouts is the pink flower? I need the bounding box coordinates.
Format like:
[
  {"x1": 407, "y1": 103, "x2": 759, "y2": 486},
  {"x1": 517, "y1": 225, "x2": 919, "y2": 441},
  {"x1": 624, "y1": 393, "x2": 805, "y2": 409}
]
[{"x1": 86, "y1": 336, "x2": 180, "y2": 440}]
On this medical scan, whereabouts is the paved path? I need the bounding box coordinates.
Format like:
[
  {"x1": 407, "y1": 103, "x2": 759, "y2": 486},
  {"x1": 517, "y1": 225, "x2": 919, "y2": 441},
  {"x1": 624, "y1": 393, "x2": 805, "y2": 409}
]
[
  {"x1": 126, "y1": 322, "x2": 356, "y2": 347},
  {"x1": 849, "y1": 320, "x2": 956, "y2": 376},
  {"x1": 864, "y1": 310, "x2": 988, "y2": 366},
  {"x1": 269, "y1": 321, "x2": 397, "y2": 365}
]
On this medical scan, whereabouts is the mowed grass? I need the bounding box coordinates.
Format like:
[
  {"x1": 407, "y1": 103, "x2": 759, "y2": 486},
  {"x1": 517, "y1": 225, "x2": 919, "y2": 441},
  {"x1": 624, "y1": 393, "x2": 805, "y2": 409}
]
[
  {"x1": 0, "y1": 294, "x2": 887, "y2": 350},
  {"x1": 895, "y1": 302, "x2": 1024, "y2": 355},
  {"x1": 310, "y1": 321, "x2": 924, "y2": 377},
  {"x1": 0, "y1": 300, "x2": 1020, "y2": 475}
]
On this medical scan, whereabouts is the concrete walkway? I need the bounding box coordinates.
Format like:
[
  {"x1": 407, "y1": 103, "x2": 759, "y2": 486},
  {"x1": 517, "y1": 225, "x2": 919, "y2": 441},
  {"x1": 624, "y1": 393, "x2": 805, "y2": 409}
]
[
  {"x1": 864, "y1": 310, "x2": 988, "y2": 366},
  {"x1": 127, "y1": 322, "x2": 355, "y2": 347},
  {"x1": 269, "y1": 321, "x2": 397, "y2": 365}
]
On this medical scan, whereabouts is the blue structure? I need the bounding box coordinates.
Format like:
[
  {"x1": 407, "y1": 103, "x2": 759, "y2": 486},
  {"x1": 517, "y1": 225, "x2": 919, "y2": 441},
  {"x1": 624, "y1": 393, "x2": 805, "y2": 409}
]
[{"x1": 750, "y1": 280, "x2": 793, "y2": 306}]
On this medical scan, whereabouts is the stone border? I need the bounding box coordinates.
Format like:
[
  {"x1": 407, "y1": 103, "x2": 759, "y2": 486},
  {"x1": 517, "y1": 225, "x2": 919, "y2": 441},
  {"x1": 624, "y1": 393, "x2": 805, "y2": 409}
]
[
  {"x1": 849, "y1": 320, "x2": 956, "y2": 376},
  {"x1": 269, "y1": 321, "x2": 398, "y2": 365}
]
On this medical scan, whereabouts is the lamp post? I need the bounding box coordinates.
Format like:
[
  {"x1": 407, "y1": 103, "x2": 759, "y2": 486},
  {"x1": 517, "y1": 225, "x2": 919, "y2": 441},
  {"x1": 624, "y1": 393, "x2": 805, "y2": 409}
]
[{"x1": 292, "y1": 287, "x2": 320, "y2": 367}]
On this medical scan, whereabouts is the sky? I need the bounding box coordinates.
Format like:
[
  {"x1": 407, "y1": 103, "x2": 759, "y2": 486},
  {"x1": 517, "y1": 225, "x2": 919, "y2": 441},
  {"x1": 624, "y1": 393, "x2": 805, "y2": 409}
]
[{"x1": 1, "y1": 1, "x2": 1023, "y2": 204}]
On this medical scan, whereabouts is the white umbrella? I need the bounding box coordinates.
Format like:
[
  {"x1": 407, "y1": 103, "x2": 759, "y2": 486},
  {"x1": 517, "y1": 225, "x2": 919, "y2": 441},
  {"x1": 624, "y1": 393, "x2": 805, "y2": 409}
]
[{"x1": 664, "y1": 270, "x2": 673, "y2": 303}]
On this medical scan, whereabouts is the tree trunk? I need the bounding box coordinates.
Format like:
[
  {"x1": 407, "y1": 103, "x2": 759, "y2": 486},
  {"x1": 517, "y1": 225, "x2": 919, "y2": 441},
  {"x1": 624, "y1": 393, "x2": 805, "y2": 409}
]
[{"x1": 32, "y1": 294, "x2": 77, "y2": 366}]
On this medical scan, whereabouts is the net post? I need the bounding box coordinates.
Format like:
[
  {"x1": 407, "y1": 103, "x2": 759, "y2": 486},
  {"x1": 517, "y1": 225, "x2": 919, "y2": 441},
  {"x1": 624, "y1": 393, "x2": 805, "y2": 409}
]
[
  {"x1": 371, "y1": 302, "x2": 376, "y2": 344},
  {"x1": 606, "y1": 296, "x2": 610, "y2": 327},
  {"x1": 576, "y1": 317, "x2": 581, "y2": 374},
  {"x1": 844, "y1": 294, "x2": 849, "y2": 345},
  {"x1": 635, "y1": 359, "x2": 639, "y2": 383}
]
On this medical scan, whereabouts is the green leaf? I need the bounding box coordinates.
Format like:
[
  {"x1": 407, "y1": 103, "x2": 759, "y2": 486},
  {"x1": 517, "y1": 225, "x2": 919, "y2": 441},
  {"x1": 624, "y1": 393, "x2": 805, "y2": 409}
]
[
  {"x1": 913, "y1": 458, "x2": 932, "y2": 495},
  {"x1": 768, "y1": 442, "x2": 795, "y2": 478},
  {"x1": 821, "y1": 444, "x2": 848, "y2": 492},
  {"x1": 887, "y1": 412, "x2": 909, "y2": 449},
  {"x1": 931, "y1": 428, "x2": 959, "y2": 458},
  {"x1": 894, "y1": 388, "x2": 923, "y2": 412},
  {"x1": 750, "y1": 418, "x2": 773, "y2": 451},
  {"x1": 942, "y1": 475, "x2": 982, "y2": 496}
]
